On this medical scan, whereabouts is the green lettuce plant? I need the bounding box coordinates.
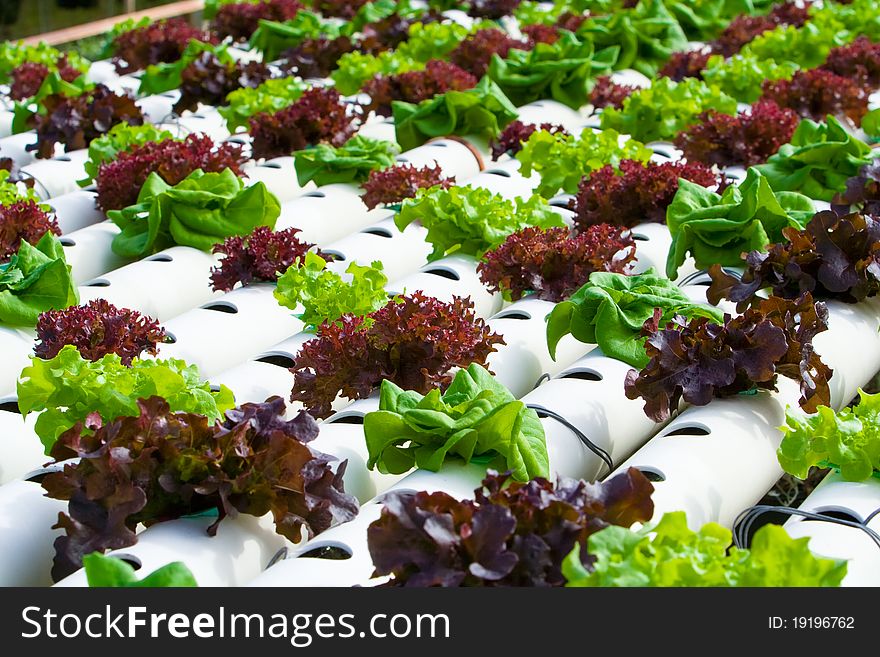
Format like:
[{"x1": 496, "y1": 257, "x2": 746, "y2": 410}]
[
  {"x1": 249, "y1": 11, "x2": 340, "y2": 62},
  {"x1": 701, "y1": 53, "x2": 798, "y2": 104},
  {"x1": 220, "y1": 76, "x2": 309, "y2": 132},
  {"x1": 79, "y1": 123, "x2": 175, "y2": 186},
  {"x1": 293, "y1": 135, "x2": 399, "y2": 187},
  {"x1": 83, "y1": 553, "x2": 197, "y2": 587}
]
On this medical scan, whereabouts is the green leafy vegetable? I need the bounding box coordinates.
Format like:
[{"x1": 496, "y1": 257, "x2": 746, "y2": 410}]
[
  {"x1": 741, "y1": 21, "x2": 846, "y2": 71},
  {"x1": 666, "y1": 168, "x2": 815, "y2": 279},
  {"x1": 666, "y1": 0, "x2": 765, "y2": 42},
  {"x1": 516, "y1": 127, "x2": 653, "y2": 197},
  {"x1": 701, "y1": 53, "x2": 798, "y2": 104},
  {"x1": 0, "y1": 41, "x2": 87, "y2": 84},
  {"x1": 108, "y1": 168, "x2": 281, "y2": 257},
  {"x1": 779, "y1": 389, "x2": 880, "y2": 481},
  {"x1": 274, "y1": 252, "x2": 389, "y2": 329},
  {"x1": 0, "y1": 169, "x2": 42, "y2": 206},
  {"x1": 17, "y1": 344, "x2": 235, "y2": 454},
  {"x1": 0, "y1": 233, "x2": 78, "y2": 327},
  {"x1": 83, "y1": 553, "x2": 197, "y2": 587},
  {"x1": 293, "y1": 135, "x2": 399, "y2": 187},
  {"x1": 330, "y1": 50, "x2": 416, "y2": 96},
  {"x1": 563, "y1": 511, "x2": 847, "y2": 586},
  {"x1": 249, "y1": 12, "x2": 340, "y2": 62},
  {"x1": 395, "y1": 20, "x2": 472, "y2": 63},
  {"x1": 219, "y1": 76, "x2": 309, "y2": 132},
  {"x1": 139, "y1": 41, "x2": 233, "y2": 96},
  {"x1": 755, "y1": 116, "x2": 880, "y2": 202},
  {"x1": 546, "y1": 269, "x2": 724, "y2": 367},
  {"x1": 396, "y1": 185, "x2": 564, "y2": 260},
  {"x1": 864, "y1": 109, "x2": 880, "y2": 141},
  {"x1": 487, "y1": 31, "x2": 618, "y2": 109},
  {"x1": 599, "y1": 76, "x2": 737, "y2": 143},
  {"x1": 392, "y1": 76, "x2": 518, "y2": 151},
  {"x1": 79, "y1": 123, "x2": 175, "y2": 186},
  {"x1": 364, "y1": 364, "x2": 548, "y2": 481}
]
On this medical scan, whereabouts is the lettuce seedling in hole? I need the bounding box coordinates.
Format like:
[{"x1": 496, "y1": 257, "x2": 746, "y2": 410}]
[
  {"x1": 274, "y1": 252, "x2": 389, "y2": 330},
  {"x1": 173, "y1": 52, "x2": 272, "y2": 115},
  {"x1": 210, "y1": 225, "x2": 319, "y2": 292},
  {"x1": 83, "y1": 553, "x2": 197, "y2": 587},
  {"x1": 79, "y1": 123, "x2": 175, "y2": 187},
  {"x1": 478, "y1": 225, "x2": 636, "y2": 302},
  {"x1": 588, "y1": 75, "x2": 636, "y2": 110},
  {"x1": 43, "y1": 395, "x2": 358, "y2": 581},
  {"x1": 570, "y1": 159, "x2": 720, "y2": 230},
  {"x1": 360, "y1": 163, "x2": 455, "y2": 210},
  {"x1": 220, "y1": 76, "x2": 309, "y2": 133},
  {"x1": 708, "y1": 211, "x2": 880, "y2": 310},
  {"x1": 210, "y1": 0, "x2": 304, "y2": 41},
  {"x1": 449, "y1": 27, "x2": 524, "y2": 77},
  {"x1": 779, "y1": 389, "x2": 880, "y2": 481},
  {"x1": 624, "y1": 293, "x2": 832, "y2": 422},
  {"x1": 35, "y1": 299, "x2": 166, "y2": 365},
  {"x1": 396, "y1": 185, "x2": 564, "y2": 261},
  {"x1": 9, "y1": 56, "x2": 84, "y2": 102},
  {"x1": 563, "y1": 511, "x2": 846, "y2": 587},
  {"x1": 545, "y1": 269, "x2": 724, "y2": 368},
  {"x1": 17, "y1": 344, "x2": 235, "y2": 454},
  {"x1": 658, "y1": 49, "x2": 711, "y2": 82},
  {"x1": 367, "y1": 468, "x2": 654, "y2": 586},
  {"x1": 674, "y1": 100, "x2": 800, "y2": 168},
  {"x1": 761, "y1": 69, "x2": 870, "y2": 127},
  {"x1": 362, "y1": 59, "x2": 478, "y2": 117},
  {"x1": 290, "y1": 292, "x2": 504, "y2": 419},
  {"x1": 111, "y1": 18, "x2": 213, "y2": 74},
  {"x1": 292, "y1": 135, "x2": 400, "y2": 187},
  {"x1": 0, "y1": 200, "x2": 60, "y2": 260},
  {"x1": 489, "y1": 120, "x2": 567, "y2": 160},
  {"x1": 820, "y1": 36, "x2": 880, "y2": 90},
  {"x1": 365, "y1": 364, "x2": 549, "y2": 481}
]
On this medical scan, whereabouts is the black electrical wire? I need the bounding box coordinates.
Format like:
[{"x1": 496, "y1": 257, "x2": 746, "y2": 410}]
[
  {"x1": 526, "y1": 404, "x2": 614, "y2": 475},
  {"x1": 732, "y1": 504, "x2": 880, "y2": 552}
]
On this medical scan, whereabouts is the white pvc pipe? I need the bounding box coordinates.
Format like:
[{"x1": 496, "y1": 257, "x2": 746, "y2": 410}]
[
  {"x1": 394, "y1": 138, "x2": 482, "y2": 178},
  {"x1": 516, "y1": 99, "x2": 585, "y2": 132},
  {"x1": 0, "y1": 110, "x2": 12, "y2": 139},
  {"x1": 323, "y1": 216, "x2": 430, "y2": 281},
  {"x1": 0, "y1": 130, "x2": 39, "y2": 167},
  {"x1": 21, "y1": 149, "x2": 89, "y2": 200},
  {"x1": 242, "y1": 156, "x2": 314, "y2": 202},
  {"x1": 46, "y1": 190, "x2": 104, "y2": 234},
  {"x1": 0, "y1": 410, "x2": 42, "y2": 486},
  {"x1": 62, "y1": 221, "x2": 128, "y2": 284},
  {"x1": 275, "y1": 185, "x2": 372, "y2": 243},
  {"x1": 0, "y1": 327, "x2": 35, "y2": 398}
]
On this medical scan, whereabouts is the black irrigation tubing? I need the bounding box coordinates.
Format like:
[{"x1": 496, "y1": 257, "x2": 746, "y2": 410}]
[
  {"x1": 525, "y1": 403, "x2": 615, "y2": 475},
  {"x1": 733, "y1": 504, "x2": 880, "y2": 552}
]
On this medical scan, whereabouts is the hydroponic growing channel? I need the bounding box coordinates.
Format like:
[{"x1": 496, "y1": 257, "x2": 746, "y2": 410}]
[{"x1": 0, "y1": 0, "x2": 879, "y2": 590}]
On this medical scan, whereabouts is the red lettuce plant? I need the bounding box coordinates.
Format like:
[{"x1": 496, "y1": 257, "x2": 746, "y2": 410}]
[
  {"x1": 9, "y1": 56, "x2": 81, "y2": 101},
  {"x1": 362, "y1": 60, "x2": 478, "y2": 117},
  {"x1": 450, "y1": 28, "x2": 525, "y2": 77},
  {"x1": 674, "y1": 100, "x2": 800, "y2": 167},
  {"x1": 589, "y1": 75, "x2": 637, "y2": 110},
  {"x1": 835, "y1": 162, "x2": 880, "y2": 217},
  {"x1": 112, "y1": 18, "x2": 212, "y2": 74},
  {"x1": 820, "y1": 36, "x2": 880, "y2": 90},
  {"x1": 708, "y1": 211, "x2": 880, "y2": 309},
  {"x1": 359, "y1": 12, "x2": 432, "y2": 55},
  {"x1": 556, "y1": 11, "x2": 588, "y2": 32},
  {"x1": 761, "y1": 69, "x2": 870, "y2": 126},
  {"x1": 290, "y1": 292, "x2": 505, "y2": 419},
  {"x1": 280, "y1": 36, "x2": 355, "y2": 79},
  {"x1": 521, "y1": 23, "x2": 560, "y2": 46},
  {"x1": 210, "y1": 226, "x2": 319, "y2": 291},
  {"x1": 34, "y1": 299, "x2": 166, "y2": 365},
  {"x1": 313, "y1": 0, "x2": 369, "y2": 18},
  {"x1": 711, "y1": 2, "x2": 808, "y2": 57},
  {"x1": 368, "y1": 468, "x2": 655, "y2": 587},
  {"x1": 477, "y1": 225, "x2": 636, "y2": 302},
  {"x1": 624, "y1": 293, "x2": 832, "y2": 422},
  {"x1": 210, "y1": 0, "x2": 303, "y2": 41},
  {"x1": 490, "y1": 120, "x2": 568, "y2": 160},
  {"x1": 26, "y1": 85, "x2": 144, "y2": 159},
  {"x1": 360, "y1": 163, "x2": 455, "y2": 210},
  {"x1": 570, "y1": 159, "x2": 720, "y2": 229},
  {"x1": 174, "y1": 53, "x2": 272, "y2": 115},
  {"x1": 248, "y1": 87, "x2": 359, "y2": 161},
  {"x1": 467, "y1": 0, "x2": 522, "y2": 19},
  {"x1": 96, "y1": 134, "x2": 247, "y2": 212},
  {"x1": 0, "y1": 200, "x2": 60, "y2": 260},
  {"x1": 658, "y1": 50, "x2": 711, "y2": 81},
  {"x1": 43, "y1": 395, "x2": 359, "y2": 580}
]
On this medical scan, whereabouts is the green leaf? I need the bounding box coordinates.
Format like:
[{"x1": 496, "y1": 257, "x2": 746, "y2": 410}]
[
  {"x1": 219, "y1": 76, "x2": 309, "y2": 132},
  {"x1": 364, "y1": 364, "x2": 549, "y2": 481},
  {"x1": 666, "y1": 167, "x2": 815, "y2": 278},
  {"x1": 0, "y1": 41, "x2": 88, "y2": 84},
  {"x1": 79, "y1": 123, "x2": 175, "y2": 186},
  {"x1": 864, "y1": 108, "x2": 880, "y2": 141},
  {"x1": 487, "y1": 32, "x2": 618, "y2": 109},
  {"x1": 17, "y1": 344, "x2": 235, "y2": 454},
  {"x1": 778, "y1": 389, "x2": 880, "y2": 481},
  {"x1": 139, "y1": 41, "x2": 233, "y2": 96},
  {"x1": 83, "y1": 553, "x2": 198, "y2": 587},
  {"x1": 515, "y1": 127, "x2": 653, "y2": 197},
  {"x1": 249, "y1": 12, "x2": 340, "y2": 62},
  {"x1": 701, "y1": 52, "x2": 799, "y2": 104},
  {"x1": 395, "y1": 184, "x2": 565, "y2": 260},
  {"x1": 545, "y1": 269, "x2": 724, "y2": 367},
  {"x1": 11, "y1": 71, "x2": 93, "y2": 134},
  {"x1": 392, "y1": 76, "x2": 519, "y2": 152},
  {"x1": 0, "y1": 233, "x2": 78, "y2": 327},
  {"x1": 564, "y1": 511, "x2": 846, "y2": 586},
  {"x1": 274, "y1": 252, "x2": 389, "y2": 329},
  {"x1": 0, "y1": 169, "x2": 43, "y2": 206},
  {"x1": 666, "y1": 0, "x2": 765, "y2": 41},
  {"x1": 293, "y1": 135, "x2": 399, "y2": 187},
  {"x1": 599, "y1": 76, "x2": 737, "y2": 143},
  {"x1": 108, "y1": 169, "x2": 281, "y2": 257},
  {"x1": 754, "y1": 116, "x2": 880, "y2": 202}
]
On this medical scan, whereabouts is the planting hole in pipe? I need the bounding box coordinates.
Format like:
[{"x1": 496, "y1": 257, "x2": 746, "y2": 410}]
[
  {"x1": 84, "y1": 278, "x2": 111, "y2": 287},
  {"x1": 53, "y1": 155, "x2": 71, "y2": 162},
  {"x1": 0, "y1": 399, "x2": 19, "y2": 413},
  {"x1": 815, "y1": 507, "x2": 864, "y2": 524},
  {"x1": 362, "y1": 226, "x2": 393, "y2": 238},
  {"x1": 201, "y1": 301, "x2": 239, "y2": 314},
  {"x1": 259, "y1": 161, "x2": 281, "y2": 168},
  {"x1": 323, "y1": 249, "x2": 346, "y2": 262},
  {"x1": 304, "y1": 191, "x2": 326, "y2": 198},
  {"x1": 495, "y1": 310, "x2": 531, "y2": 320},
  {"x1": 112, "y1": 554, "x2": 143, "y2": 571},
  {"x1": 395, "y1": 156, "x2": 409, "y2": 163},
  {"x1": 663, "y1": 424, "x2": 711, "y2": 437},
  {"x1": 424, "y1": 266, "x2": 460, "y2": 281},
  {"x1": 561, "y1": 369, "x2": 603, "y2": 382},
  {"x1": 549, "y1": 199, "x2": 571, "y2": 209},
  {"x1": 298, "y1": 544, "x2": 353, "y2": 560},
  {"x1": 164, "y1": 332, "x2": 177, "y2": 344},
  {"x1": 631, "y1": 232, "x2": 649, "y2": 242},
  {"x1": 325, "y1": 414, "x2": 365, "y2": 425},
  {"x1": 429, "y1": 142, "x2": 448, "y2": 148},
  {"x1": 59, "y1": 237, "x2": 76, "y2": 247},
  {"x1": 226, "y1": 136, "x2": 248, "y2": 145},
  {"x1": 635, "y1": 467, "x2": 666, "y2": 482},
  {"x1": 146, "y1": 254, "x2": 174, "y2": 263},
  {"x1": 256, "y1": 353, "x2": 296, "y2": 368},
  {"x1": 484, "y1": 169, "x2": 512, "y2": 178}
]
